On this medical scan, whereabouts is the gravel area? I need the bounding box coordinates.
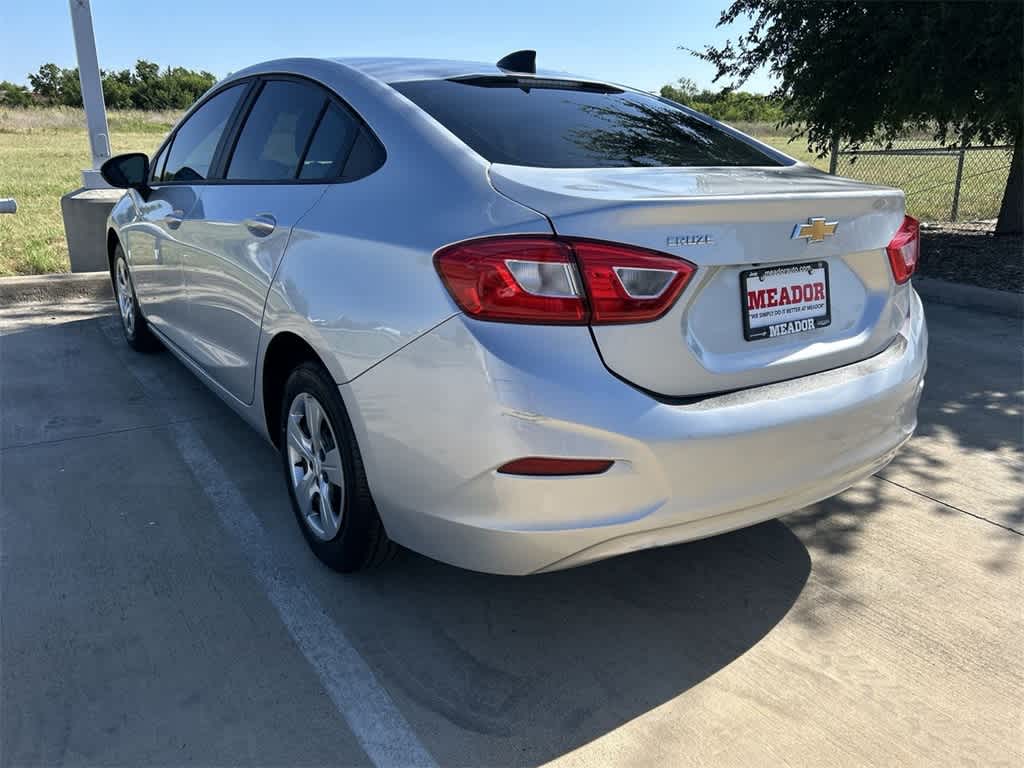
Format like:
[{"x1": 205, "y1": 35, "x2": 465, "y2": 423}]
[{"x1": 918, "y1": 223, "x2": 1022, "y2": 293}]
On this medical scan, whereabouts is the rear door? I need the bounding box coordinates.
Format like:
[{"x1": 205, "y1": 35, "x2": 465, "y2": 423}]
[
  {"x1": 176, "y1": 77, "x2": 383, "y2": 404},
  {"x1": 394, "y1": 77, "x2": 907, "y2": 397}
]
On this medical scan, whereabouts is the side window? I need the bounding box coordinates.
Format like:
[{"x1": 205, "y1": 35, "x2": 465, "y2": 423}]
[
  {"x1": 341, "y1": 127, "x2": 386, "y2": 181},
  {"x1": 226, "y1": 80, "x2": 326, "y2": 181},
  {"x1": 162, "y1": 84, "x2": 245, "y2": 182},
  {"x1": 299, "y1": 104, "x2": 359, "y2": 180}
]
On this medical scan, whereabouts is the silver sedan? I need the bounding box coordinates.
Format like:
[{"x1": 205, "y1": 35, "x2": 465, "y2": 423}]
[{"x1": 101, "y1": 53, "x2": 927, "y2": 574}]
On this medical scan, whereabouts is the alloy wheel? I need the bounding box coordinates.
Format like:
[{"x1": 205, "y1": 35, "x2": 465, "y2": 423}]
[
  {"x1": 286, "y1": 392, "x2": 346, "y2": 540},
  {"x1": 115, "y1": 258, "x2": 135, "y2": 336}
]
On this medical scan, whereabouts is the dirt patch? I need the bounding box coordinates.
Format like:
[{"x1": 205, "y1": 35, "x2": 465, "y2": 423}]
[{"x1": 918, "y1": 224, "x2": 1022, "y2": 293}]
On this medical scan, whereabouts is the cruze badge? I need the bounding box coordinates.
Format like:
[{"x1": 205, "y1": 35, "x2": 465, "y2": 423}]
[
  {"x1": 792, "y1": 217, "x2": 838, "y2": 243},
  {"x1": 666, "y1": 234, "x2": 713, "y2": 247}
]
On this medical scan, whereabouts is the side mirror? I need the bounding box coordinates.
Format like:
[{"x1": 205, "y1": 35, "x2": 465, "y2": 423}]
[{"x1": 100, "y1": 153, "x2": 150, "y2": 195}]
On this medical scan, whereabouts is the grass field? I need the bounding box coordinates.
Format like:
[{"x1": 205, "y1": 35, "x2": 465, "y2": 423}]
[
  {"x1": 0, "y1": 108, "x2": 1011, "y2": 276},
  {"x1": 0, "y1": 108, "x2": 176, "y2": 275}
]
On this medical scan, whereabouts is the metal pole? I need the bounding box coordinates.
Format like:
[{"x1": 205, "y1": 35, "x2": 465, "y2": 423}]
[
  {"x1": 828, "y1": 135, "x2": 839, "y2": 175},
  {"x1": 950, "y1": 136, "x2": 967, "y2": 222},
  {"x1": 68, "y1": 0, "x2": 110, "y2": 188}
]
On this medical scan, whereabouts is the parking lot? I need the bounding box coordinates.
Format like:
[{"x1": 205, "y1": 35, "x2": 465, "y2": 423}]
[{"x1": 1, "y1": 294, "x2": 1020, "y2": 767}]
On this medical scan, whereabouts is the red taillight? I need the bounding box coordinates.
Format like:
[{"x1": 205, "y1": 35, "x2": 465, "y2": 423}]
[
  {"x1": 572, "y1": 240, "x2": 695, "y2": 323},
  {"x1": 497, "y1": 457, "x2": 614, "y2": 476},
  {"x1": 434, "y1": 236, "x2": 695, "y2": 325},
  {"x1": 433, "y1": 237, "x2": 586, "y2": 324},
  {"x1": 886, "y1": 215, "x2": 920, "y2": 284}
]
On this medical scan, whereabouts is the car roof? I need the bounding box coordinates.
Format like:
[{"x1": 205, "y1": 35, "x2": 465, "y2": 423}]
[{"x1": 328, "y1": 56, "x2": 587, "y2": 85}]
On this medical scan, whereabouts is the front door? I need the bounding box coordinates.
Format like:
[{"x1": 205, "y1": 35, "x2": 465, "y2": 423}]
[
  {"x1": 121, "y1": 184, "x2": 200, "y2": 343},
  {"x1": 181, "y1": 183, "x2": 326, "y2": 403},
  {"x1": 125, "y1": 82, "x2": 248, "y2": 349}
]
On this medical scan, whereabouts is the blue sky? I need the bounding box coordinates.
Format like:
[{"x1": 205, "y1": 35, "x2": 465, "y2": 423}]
[{"x1": 0, "y1": 1, "x2": 774, "y2": 93}]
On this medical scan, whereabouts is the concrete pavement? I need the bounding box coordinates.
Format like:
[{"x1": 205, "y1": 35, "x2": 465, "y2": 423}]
[{"x1": 1, "y1": 297, "x2": 1020, "y2": 767}]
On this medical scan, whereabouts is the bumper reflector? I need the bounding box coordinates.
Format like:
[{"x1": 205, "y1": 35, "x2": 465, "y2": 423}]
[{"x1": 497, "y1": 457, "x2": 614, "y2": 476}]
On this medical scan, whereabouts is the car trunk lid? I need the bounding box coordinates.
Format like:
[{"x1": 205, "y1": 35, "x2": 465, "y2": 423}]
[{"x1": 489, "y1": 163, "x2": 909, "y2": 397}]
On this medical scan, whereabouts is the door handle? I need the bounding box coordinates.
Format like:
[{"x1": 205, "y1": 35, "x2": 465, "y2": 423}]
[
  {"x1": 163, "y1": 211, "x2": 184, "y2": 230},
  {"x1": 244, "y1": 213, "x2": 277, "y2": 237}
]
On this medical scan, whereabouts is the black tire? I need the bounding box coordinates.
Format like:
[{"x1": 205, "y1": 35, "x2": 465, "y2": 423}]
[
  {"x1": 279, "y1": 361, "x2": 396, "y2": 572},
  {"x1": 111, "y1": 245, "x2": 161, "y2": 353}
]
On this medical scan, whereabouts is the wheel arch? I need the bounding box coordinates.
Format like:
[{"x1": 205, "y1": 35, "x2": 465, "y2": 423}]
[
  {"x1": 261, "y1": 331, "x2": 331, "y2": 448},
  {"x1": 106, "y1": 228, "x2": 121, "y2": 276}
]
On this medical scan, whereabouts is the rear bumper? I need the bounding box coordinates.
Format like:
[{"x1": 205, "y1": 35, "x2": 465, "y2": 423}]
[{"x1": 344, "y1": 290, "x2": 927, "y2": 575}]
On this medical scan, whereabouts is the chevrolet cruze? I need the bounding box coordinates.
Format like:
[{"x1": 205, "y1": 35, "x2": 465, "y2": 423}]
[{"x1": 101, "y1": 52, "x2": 927, "y2": 574}]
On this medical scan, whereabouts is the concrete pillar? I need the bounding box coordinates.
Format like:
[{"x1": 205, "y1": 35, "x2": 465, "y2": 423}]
[
  {"x1": 63, "y1": 0, "x2": 119, "y2": 272},
  {"x1": 60, "y1": 188, "x2": 123, "y2": 272}
]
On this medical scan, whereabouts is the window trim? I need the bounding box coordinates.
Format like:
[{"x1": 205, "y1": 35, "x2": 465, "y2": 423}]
[
  {"x1": 149, "y1": 143, "x2": 168, "y2": 183},
  {"x1": 210, "y1": 78, "x2": 264, "y2": 180},
  {"x1": 148, "y1": 73, "x2": 386, "y2": 188},
  {"x1": 295, "y1": 100, "x2": 331, "y2": 179}
]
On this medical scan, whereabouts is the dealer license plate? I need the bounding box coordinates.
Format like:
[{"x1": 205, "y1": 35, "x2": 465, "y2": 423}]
[{"x1": 740, "y1": 261, "x2": 831, "y2": 341}]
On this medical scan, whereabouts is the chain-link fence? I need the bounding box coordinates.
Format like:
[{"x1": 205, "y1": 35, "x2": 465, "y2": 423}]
[{"x1": 829, "y1": 139, "x2": 1013, "y2": 231}]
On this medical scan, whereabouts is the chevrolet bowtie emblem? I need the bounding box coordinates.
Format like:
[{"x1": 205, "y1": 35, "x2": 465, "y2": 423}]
[{"x1": 792, "y1": 217, "x2": 838, "y2": 243}]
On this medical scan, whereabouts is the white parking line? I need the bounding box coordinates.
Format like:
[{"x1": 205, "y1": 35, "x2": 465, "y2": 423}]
[{"x1": 99, "y1": 319, "x2": 436, "y2": 768}]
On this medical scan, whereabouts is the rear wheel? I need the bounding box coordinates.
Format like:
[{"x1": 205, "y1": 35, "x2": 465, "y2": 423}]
[
  {"x1": 279, "y1": 362, "x2": 396, "y2": 572},
  {"x1": 112, "y1": 245, "x2": 160, "y2": 352}
]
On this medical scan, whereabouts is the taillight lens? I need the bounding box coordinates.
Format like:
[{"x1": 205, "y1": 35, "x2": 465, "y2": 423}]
[
  {"x1": 886, "y1": 215, "x2": 921, "y2": 284},
  {"x1": 433, "y1": 238, "x2": 586, "y2": 324},
  {"x1": 572, "y1": 240, "x2": 695, "y2": 323},
  {"x1": 434, "y1": 236, "x2": 695, "y2": 325}
]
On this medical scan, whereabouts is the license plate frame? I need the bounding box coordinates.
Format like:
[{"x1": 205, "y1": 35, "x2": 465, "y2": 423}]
[{"x1": 740, "y1": 261, "x2": 832, "y2": 342}]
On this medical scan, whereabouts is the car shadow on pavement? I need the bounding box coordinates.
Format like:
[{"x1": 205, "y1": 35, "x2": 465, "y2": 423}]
[
  {"x1": 0, "y1": 313, "x2": 813, "y2": 766},
  {"x1": 884, "y1": 303, "x2": 1022, "y2": 567},
  {"x1": 780, "y1": 301, "x2": 1022, "y2": 627},
  {"x1": 322, "y1": 522, "x2": 810, "y2": 763},
  {"x1": 6, "y1": 303, "x2": 1018, "y2": 766}
]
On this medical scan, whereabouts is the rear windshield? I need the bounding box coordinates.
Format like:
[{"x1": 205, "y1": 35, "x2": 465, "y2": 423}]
[{"x1": 392, "y1": 77, "x2": 783, "y2": 169}]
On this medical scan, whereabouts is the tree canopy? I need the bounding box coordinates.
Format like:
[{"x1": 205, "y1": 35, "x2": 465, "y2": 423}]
[
  {"x1": 691, "y1": 0, "x2": 1023, "y2": 233},
  {"x1": 18, "y1": 60, "x2": 216, "y2": 111},
  {"x1": 659, "y1": 78, "x2": 783, "y2": 124}
]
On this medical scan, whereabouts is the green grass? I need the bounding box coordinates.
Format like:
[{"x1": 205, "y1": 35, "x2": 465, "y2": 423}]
[
  {"x1": 759, "y1": 135, "x2": 1011, "y2": 222},
  {"x1": 0, "y1": 108, "x2": 176, "y2": 276},
  {"x1": 0, "y1": 108, "x2": 1011, "y2": 276}
]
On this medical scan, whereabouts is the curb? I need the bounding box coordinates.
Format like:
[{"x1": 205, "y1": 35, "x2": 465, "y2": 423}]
[
  {"x1": 914, "y1": 277, "x2": 1022, "y2": 318},
  {"x1": 0, "y1": 271, "x2": 112, "y2": 305}
]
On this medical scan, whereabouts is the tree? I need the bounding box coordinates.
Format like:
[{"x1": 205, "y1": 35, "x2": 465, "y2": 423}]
[
  {"x1": 134, "y1": 59, "x2": 160, "y2": 83},
  {"x1": 25, "y1": 62, "x2": 82, "y2": 106},
  {"x1": 130, "y1": 60, "x2": 215, "y2": 109},
  {"x1": 101, "y1": 69, "x2": 135, "y2": 109},
  {"x1": 692, "y1": 1, "x2": 1023, "y2": 234},
  {"x1": 660, "y1": 80, "x2": 784, "y2": 124},
  {"x1": 57, "y1": 67, "x2": 82, "y2": 107},
  {"x1": 662, "y1": 77, "x2": 699, "y2": 104},
  {"x1": 27, "y1": 63, "x2": 64, "y2": 102},
  {"x1": 0, "y1": 81, "x2": 32, "y2": 107},
  {"x1": 22, "y1": 59, "x2": 216, "y2": 111}
]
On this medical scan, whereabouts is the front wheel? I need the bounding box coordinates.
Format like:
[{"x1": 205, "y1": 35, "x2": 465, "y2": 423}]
[
  {"x1": 279, "y1": 362, "x2": 396, "y2": 572},
  {"x1": 112, "y1": 245, "x2": 160, "y2": 352}
]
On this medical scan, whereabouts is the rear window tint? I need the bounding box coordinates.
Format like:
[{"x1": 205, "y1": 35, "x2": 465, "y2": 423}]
[
  {"x1": 299, "y1": 104, "x2": 360, "y2": 180},
  {"x1": 392, "y1": 78, "x2": 781, "y2": 169},
  {"x1": 341, "y1": 127, "x2": 386, "y2": 181},
  {"x1": 227, "y1": 80, "x2": 326, "y2": 181}
]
